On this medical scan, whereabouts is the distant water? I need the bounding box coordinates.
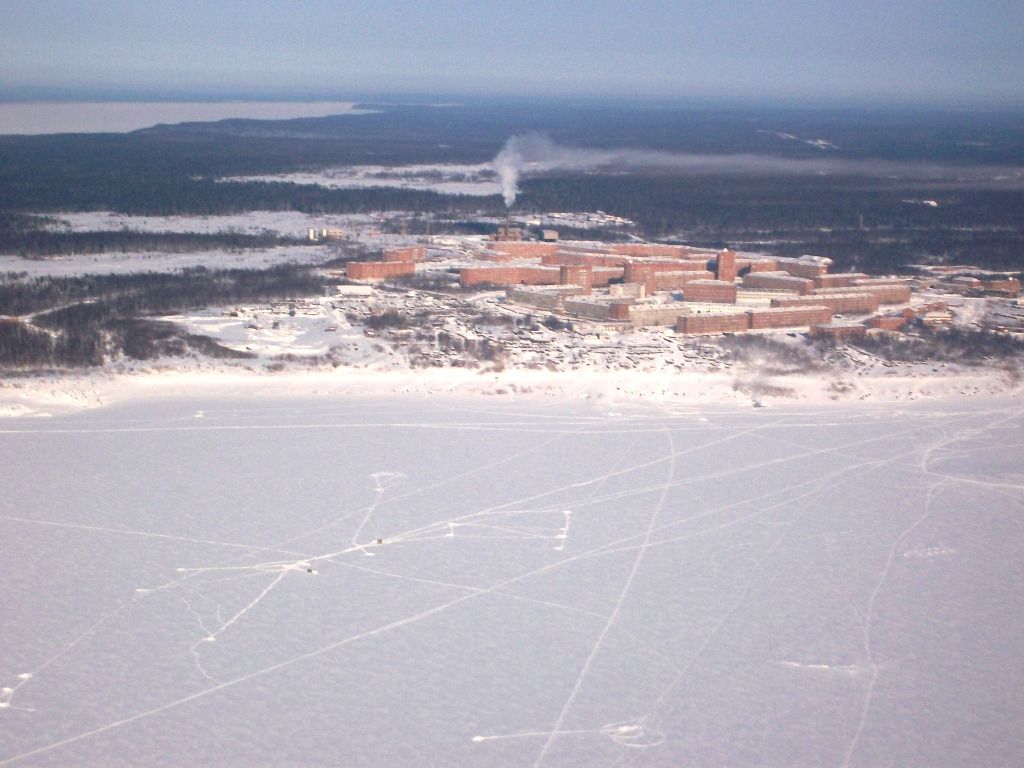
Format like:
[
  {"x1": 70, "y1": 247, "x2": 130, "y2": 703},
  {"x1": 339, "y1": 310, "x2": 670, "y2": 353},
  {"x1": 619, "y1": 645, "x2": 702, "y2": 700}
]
[{"x1": 0, "y1": 101, "x2": 373, "y2": 135}]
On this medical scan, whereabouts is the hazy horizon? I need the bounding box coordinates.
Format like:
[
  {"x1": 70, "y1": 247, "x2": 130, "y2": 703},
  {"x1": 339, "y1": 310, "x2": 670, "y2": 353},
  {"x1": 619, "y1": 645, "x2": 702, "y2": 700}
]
[
  {"x1": 2, "y1": 88, "x2": 1022, "y2": 115},
  {"x1": 2, "y1": 1, "x2": 1022, "y2": 110}
]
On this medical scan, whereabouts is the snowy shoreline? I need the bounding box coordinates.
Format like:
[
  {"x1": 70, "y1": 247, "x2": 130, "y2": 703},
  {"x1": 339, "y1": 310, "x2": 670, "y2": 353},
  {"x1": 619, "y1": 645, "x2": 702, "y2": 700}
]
[{"x1": 1, "y1": 360, "x2": 1019, "y2": 419}]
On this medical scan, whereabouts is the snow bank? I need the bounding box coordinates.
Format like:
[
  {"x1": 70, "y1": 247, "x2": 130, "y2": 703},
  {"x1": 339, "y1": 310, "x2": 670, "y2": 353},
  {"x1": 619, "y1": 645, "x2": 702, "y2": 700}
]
[{"x1": 1, "y1": 361, "x2": 1018, "y2": 420}]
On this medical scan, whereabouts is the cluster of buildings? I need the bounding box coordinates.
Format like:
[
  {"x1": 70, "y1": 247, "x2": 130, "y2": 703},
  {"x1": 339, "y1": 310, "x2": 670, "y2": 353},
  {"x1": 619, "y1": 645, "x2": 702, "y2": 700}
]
[
  {"x1": 345, "y1": 246, "x2": 425, "y2": 280},
  {"x1": 912, "y1": 265, "x2": 1020, "y2": 298},
  {"x1": 341, "y1": 229, "x2": 1018, "y2": 339}
]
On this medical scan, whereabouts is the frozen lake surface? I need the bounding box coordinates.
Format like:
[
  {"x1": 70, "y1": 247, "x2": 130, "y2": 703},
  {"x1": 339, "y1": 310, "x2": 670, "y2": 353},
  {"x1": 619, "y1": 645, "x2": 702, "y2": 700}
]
[
  {"x1": 1, "y1": 395, "x2": 1022, "y2": 766},
  {"x1": 0, "y1": 101, "x2": 371, "y2": 135}
]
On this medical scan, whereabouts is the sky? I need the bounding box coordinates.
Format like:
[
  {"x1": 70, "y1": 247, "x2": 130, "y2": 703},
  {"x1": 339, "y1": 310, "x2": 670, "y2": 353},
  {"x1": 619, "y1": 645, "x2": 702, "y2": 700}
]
[{"x1": 2, "y1": 0, "x2": 1022, "y2": 106}]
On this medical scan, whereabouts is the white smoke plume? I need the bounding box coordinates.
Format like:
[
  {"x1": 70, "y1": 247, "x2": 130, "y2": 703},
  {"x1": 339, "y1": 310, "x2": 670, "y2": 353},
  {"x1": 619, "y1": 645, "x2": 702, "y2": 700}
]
[
  {"x1": 490, "y1": 132, "x2": 1024, "y2": 201},
  {"x1": 494, "y1": 133, "x2": 580, "y2": 207},
  {"x1": 493, "y1": 135, "x2": 525, "y2": 207}
]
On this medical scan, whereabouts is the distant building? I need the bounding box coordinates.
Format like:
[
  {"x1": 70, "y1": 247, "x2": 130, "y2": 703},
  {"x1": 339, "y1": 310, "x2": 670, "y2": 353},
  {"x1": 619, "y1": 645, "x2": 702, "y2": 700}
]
[
  {"x1": 715, "y1": 249, "x2": 737, "y2": 283},
  {"x1": 309, "y1": 228, "x2": 346, "y2": 242},
  {"x1": 493, "y1": 225, "x2": 523, "y2": 241}
]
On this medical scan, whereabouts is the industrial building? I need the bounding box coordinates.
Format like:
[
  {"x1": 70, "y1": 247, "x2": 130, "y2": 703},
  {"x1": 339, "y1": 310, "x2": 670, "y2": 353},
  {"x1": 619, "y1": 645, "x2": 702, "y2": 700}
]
[
  {"x1": 340, "y1": 227, "x2": 1001, "y2": 339},
  {"x1": 347, "y1": 261, "x2": 417, "y2": 281},
  {"x1": 910, "y1": 264, "x2": 1021, "y2": 297}
]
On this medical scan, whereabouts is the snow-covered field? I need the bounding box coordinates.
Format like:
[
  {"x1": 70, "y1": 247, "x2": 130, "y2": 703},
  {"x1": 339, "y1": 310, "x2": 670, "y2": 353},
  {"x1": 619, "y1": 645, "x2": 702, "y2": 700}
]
[
  {"x1": 40, "y1": 209, "x2": 635, "y2": 238},
  {"x1": 221, "y1": 163, "x2": 502, "y2": 196},
  {"x1": 163, "y1": 304, "x2": 365, "y2": 360},
  {"x1": 40, "y1": 211, "x2": 383, "y2": 237},
  {"x1": 1, "y1": 393, "x2": 1022, "y2": 767},
  {"x1": 0, "y1": 245, "x2": 337, "y2": 278}
]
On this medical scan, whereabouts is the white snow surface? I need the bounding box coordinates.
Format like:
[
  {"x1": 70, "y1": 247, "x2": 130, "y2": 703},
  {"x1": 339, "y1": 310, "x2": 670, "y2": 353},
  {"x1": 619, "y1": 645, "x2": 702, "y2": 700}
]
[
  {"x1": 38, "y1": 211, "x2": 383, "y2": 237},
  {"x1": 0, "y1": 391, "x2": 1022, "y2": 767},
  {"x1": 221, "y1": 163, "x2": 502, "y2": 196},
  {"x1": 32, "y1": 210, "x2": 633, "y2": 241},
  {"x1": 0, "y1": 245, "x2": 334, "y2": 278},
  {"x1": 0, "y1": 360, "x2": 1020, "y2": 424}
]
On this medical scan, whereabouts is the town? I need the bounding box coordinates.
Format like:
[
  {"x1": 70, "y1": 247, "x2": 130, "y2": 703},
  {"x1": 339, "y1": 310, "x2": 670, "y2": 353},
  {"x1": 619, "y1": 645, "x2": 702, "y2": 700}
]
[{"x1": 332, "y1": 223, "x2": 1021, "y2": 344}]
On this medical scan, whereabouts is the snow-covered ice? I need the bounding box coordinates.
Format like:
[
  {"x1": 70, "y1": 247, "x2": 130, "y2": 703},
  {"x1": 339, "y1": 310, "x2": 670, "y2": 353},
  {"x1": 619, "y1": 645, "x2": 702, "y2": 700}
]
[
  {"x1": 0, "y1": 102, "x2": 374, "y2": 136},
  {"x1": 1, "y1": 393, "x2": 1022, "y2": 766}
]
